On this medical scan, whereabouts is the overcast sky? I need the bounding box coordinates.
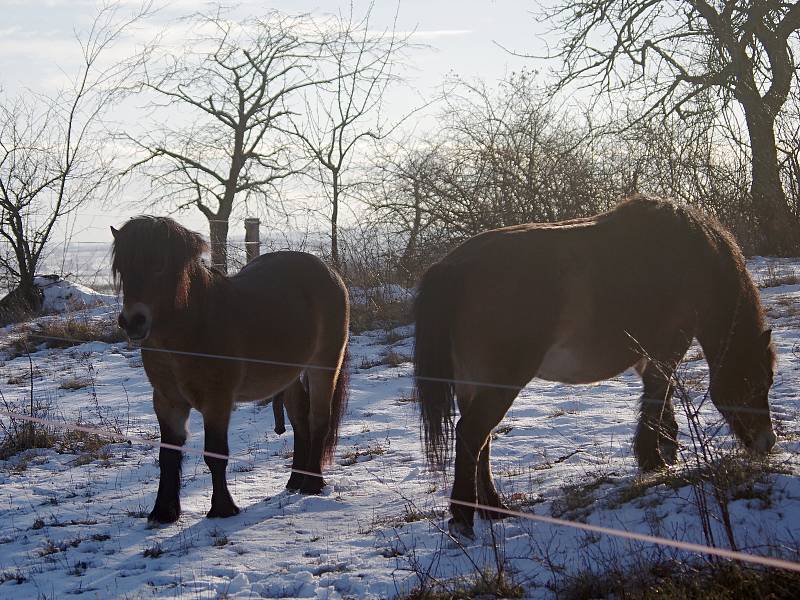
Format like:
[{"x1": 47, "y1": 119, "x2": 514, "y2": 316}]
[{"x1": 1, "y1": 0, "x2": 552, "y2": 246}]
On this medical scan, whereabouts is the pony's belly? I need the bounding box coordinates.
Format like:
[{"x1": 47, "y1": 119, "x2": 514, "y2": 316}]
[
  {"x1": 536, "y1": 342, "x2": 630, "y2": 384},
  {"x1": 233, "y1": 369, "x2": 298, "y2": 403},
  {"x1": 234, "y1": 390, "x2": 274, "y2": 403}
]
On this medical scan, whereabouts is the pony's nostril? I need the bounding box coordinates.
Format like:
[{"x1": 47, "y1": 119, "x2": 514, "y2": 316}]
[{"x1": 119, "y1": 311, "x2": 149, "y2": 339}]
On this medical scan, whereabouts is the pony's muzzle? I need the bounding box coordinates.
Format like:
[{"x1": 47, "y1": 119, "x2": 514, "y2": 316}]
[
  {"x1": 752, "y1": 428, "x2": 777, "y2": 454},
  {"x1": 118, "y1": 304, "x2": 152, "y2": 341}
]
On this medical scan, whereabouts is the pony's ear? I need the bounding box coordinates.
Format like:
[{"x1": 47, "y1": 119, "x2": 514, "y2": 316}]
[
  {"x1": 761, "y1": 329, "x2": 772, "y2": 347},
  {"x1": 110, "y1": 226, "x2": 118, "y2": 239}
]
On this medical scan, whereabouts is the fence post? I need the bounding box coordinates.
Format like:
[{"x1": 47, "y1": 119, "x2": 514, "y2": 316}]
[{"x1": 244, "y1": 217, "x2": 261, "y2": 263}]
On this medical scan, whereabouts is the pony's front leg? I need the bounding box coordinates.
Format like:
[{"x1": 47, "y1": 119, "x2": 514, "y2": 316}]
[
  {"x1": 634, "y1": 360, "x2": 681, "y2": 471},
  {"x1": 149, "y1": 392, "x2": 190, "y2": 524},
  {"x1": 450, "y1": 388, "x2": 516, "y2": 539},
  {"x1": 203, "y1": 407, "x2": 240, "y2": 518}
]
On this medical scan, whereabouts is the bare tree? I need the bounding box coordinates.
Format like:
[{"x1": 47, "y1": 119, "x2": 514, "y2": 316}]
[
  {"x1": 0, "y1": 4, "x2": 144, "y2": 317},
  {"x1": 361, "y1": 141, "x2": 442, "y2": 281},
  {"x1": 778, "y1": 86, "x2": 800, "y2": 219},
  {"x1": 128, "y1": 10, "x2": 341, "y2": 272},
  {"x1": 284, "y1": 4, "x2": 409, "y2": 269},
  {"x1": 542, "y1": 0, "x2": 800, "y2": 254},
  {"x1": 424, "y1": 74, "x2": 615, "y2": 235},
  {"x1": 362, "y1": 72, "x2": 620, "y2": 276},
  {"x1": 602, "y1": 103, "x2": 757, "y2": 245}
]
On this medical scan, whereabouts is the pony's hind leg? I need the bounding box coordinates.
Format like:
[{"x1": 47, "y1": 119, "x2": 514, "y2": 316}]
[
  {"x1": 459, "y1": 389, "x2": 510, "y2": 521},
  {"x1": 149, "y1": 392, "x2": 190, "y2": 524},
  {"x1": 450, "y1": 387, "x2": 517, "y2": 538},
  {"x1": 203, "y1": 405, "x2": 240, "y2": 518},
  {"x1": 283, "y1": 377, "x2": 311, "y2": 491},
  {"x1": 634, "y1": 360, "x2": 680, "y2": 471},
  {"x1": 301, "y1": 369, "x2": 338, "y2": 494},
  {"x1": 477, "y1": 436, "x2": 510, "y2": 520}
]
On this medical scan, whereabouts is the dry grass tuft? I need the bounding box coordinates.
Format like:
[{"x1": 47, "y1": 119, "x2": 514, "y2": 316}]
[
  {"x1": 0, "y1": 395, "x2": 119, "y2": 462},
  {"x1": 143, "y1": 543, "x2": 164, "y2": 558},
  {"x1": 58, "y1": 377, "x2": 92, "y2": 391},
  {"x1": 1, "y1": 314, "x2": 125, "y2": 360},
  {"x1": 0, "y1": 569, "x2": 27, "y2": 585},
  {"x1": 382, "y1": 349, "x2": 412, "y2": 367},
  {"x1": 400, "y1": 570, "x2": 525, "y2": 600},
  {"x1": 759, "y1": 263, "x2": 800, "y2": 288},
  {"x1": 339, "y1": 440, "x2": 389, "y2": 466},
  {"x1": 559, "y1": 559, "x2": 800, "y2": 600}
]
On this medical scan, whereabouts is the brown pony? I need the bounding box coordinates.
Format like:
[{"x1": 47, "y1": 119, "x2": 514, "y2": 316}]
[
  {"x1": 111, "y1": 216, "x2": 349, "y2": 524},
  {"x1": 414, "y1": 196, "x2": 777, "y2": 538}
]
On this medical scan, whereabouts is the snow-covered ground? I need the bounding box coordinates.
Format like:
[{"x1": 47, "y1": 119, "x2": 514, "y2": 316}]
[{"x1": 0, "y1": 259, "x2": 797, "y2": 598}]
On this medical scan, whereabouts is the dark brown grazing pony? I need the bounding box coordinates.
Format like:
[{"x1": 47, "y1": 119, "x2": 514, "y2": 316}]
[
  {"x1": 112, "y1": 217, "x2": 349, "y2": 524},
  {"x1": 414, "y1": 196, "x2": 777, "y2": 538}
]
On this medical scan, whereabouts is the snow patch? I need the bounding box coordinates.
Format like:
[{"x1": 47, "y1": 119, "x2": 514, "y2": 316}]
[
  {"x1": 0, "y1": 259, "x2": 796, "y2": 598},
  {"x1": 34, "y1": 275, "x2": 117, "y2": 313}
]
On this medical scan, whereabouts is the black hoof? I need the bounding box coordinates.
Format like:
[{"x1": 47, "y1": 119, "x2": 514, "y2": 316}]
[
  {"x1": 299, "y1": 475, "x2": 326, "y2": 495},
  {"x1": 637, "y1": 452, "x2": 668, "y2": 472},
  {"x1": 207, "y1": 500, "x2": 240, "y2": 519},
  {"x1": 478, "y1": 504, "x2": 511, "y2": 521},
  {"x1": 148, "y1": 502, "x2": 181, "y2": 524},
  {"x1": 448, "y1": 518, "x2": 475, "y2": 540},
  {"x1": 286, "y1": 472, "x2": 304, "y2": 491},
  {"x1": 450, "y1": 501, "x2": 476, "y2": 529},
  {"x1": 661, "y1": 444, "x2": 678, "y2": 465}
]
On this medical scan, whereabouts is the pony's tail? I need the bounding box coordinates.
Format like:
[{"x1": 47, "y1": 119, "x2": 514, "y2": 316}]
[
  {"x1": 323, "y1": 346, "x2": 350, "y2": 465},
  {"x1": 414, "y1": 263, "x2": 457, "y2": 470}
]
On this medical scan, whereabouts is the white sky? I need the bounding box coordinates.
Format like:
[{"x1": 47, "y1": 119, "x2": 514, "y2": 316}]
[{"x1": 1, "y1": 0, "x2": 553, "y2": 245}]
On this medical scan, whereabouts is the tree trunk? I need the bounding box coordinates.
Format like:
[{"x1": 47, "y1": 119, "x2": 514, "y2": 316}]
[
  {"x1": 0, "y1": 274, "x2": 41, "y2": 326},
  {"x1": 9, "y1": 235, "x2": 41, "y2": 316},
  {"x1": 744, "y1": 107, "x2": 800, "y2": 255},
  {"x1": 209, "y1": 218, "x2": 229, "y2": 274},
  {"x1": 331, "y1": 174, "x2": 340, "y2": 270},
  {"x1": 399, "y1": 180, "x2": 423, "y2": 282}
]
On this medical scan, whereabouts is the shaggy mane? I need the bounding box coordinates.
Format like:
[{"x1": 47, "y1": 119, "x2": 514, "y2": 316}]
[{"x1": 112, "y1": 216, "x2": 208, "y2": 305}]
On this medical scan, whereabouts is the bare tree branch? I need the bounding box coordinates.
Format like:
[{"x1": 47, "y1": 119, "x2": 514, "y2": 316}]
[
  {"x1": 541, "y1": 0, "x2": 800, "y2": 254},
  {"x1": 283, "y1": 2, "x2": 413, "y2": 268},
  {"x1": 1, "y1": 1, "x2": 148, "y2": 313},
  {"x1": 126, "y1": 7, "x2": 369, "y2": 272}
]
